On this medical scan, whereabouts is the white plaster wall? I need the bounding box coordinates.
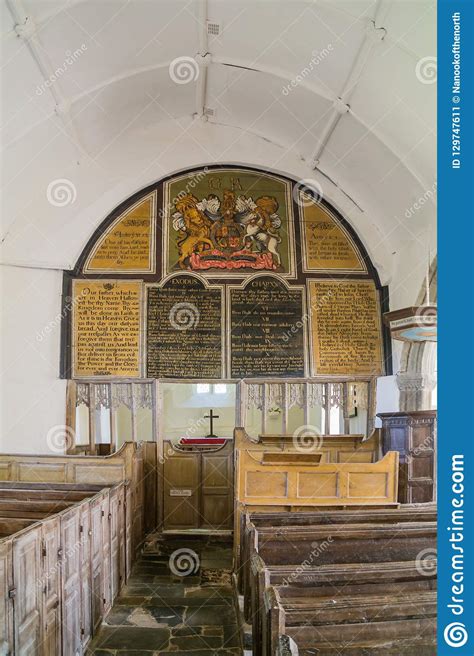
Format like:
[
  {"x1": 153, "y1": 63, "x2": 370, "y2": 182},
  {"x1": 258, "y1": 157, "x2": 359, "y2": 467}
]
[
  {"x1": 375, "y1": 376, "x2": 400, "y2": 426},
  {"x1": 0, "y1": 264, "x2": 67, "y2": 453}
]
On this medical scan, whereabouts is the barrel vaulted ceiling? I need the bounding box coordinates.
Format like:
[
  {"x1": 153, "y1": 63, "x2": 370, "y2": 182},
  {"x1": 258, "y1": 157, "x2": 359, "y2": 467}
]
[{"x1": 1, "y1": 0, "x2": 436, "y2": 308}]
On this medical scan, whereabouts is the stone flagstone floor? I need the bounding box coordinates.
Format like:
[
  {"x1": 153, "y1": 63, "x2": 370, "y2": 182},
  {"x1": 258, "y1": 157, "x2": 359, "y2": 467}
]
[{"x1": 87, "y1": 535, "x2": 242, "y2": 655}]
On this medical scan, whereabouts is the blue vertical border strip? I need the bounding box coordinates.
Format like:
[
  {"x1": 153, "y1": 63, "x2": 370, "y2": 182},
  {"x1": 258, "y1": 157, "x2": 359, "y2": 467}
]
[{"x1": 438, "y1": 0, "x2": 474, "y2": 654}]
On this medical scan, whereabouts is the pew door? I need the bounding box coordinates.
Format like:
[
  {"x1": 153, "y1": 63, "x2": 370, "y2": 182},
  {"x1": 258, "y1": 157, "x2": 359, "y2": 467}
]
[
  {"x1": 124, "y1": 483, "x2": 133, "y2": 580},
  {"x1": 0, "y1": 538, "x2": 14, "y2": 655},
  {"x1": 79, "y1": 501, "x2": 92, "y2": 648},
  {"x1": 13, "y1": 527, "x2": 42, "y2": 654},
  {"x1": 101, "y1": 492, "x2": 112, "y2": 614},
  {"x1": 41, "y1": 516, "x2": 61, "y2": 656},
  {"x1": 61, "y1": 506, "x2": 82, "y2": 656},
  {"x1": 90, "y1": 495, "x2": 104, "y2": 630}
]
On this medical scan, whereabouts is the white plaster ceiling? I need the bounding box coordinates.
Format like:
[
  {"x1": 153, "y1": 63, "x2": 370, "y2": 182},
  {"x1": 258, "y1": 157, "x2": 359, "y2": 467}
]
[{"x1": 0, "y1": 0, "x2": 437, "y2": 308}]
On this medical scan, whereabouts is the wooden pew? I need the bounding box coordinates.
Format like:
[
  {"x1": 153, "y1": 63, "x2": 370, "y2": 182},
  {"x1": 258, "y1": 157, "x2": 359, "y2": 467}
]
[
  {"x1": 0, "y1": 480, "x2": 134, "y2": 655},
  {"x1": 0, "y1": 441, "x2": 147, "y2": 554},
  {"x1": 233, "y1": 427, "x2": 400, "y2": 565},
  {"x1": 244, "y1": 521, "x2": 437, "y2": 622},
  {"x1": 238, "y1": 504, "x2": 436, "y2": 590},
  {"x1": 268, "y1": 587, "x2": 437, "y2": 656},
  {"x1": 252, "y1": 559, "x2": 436, "y2": 656}
]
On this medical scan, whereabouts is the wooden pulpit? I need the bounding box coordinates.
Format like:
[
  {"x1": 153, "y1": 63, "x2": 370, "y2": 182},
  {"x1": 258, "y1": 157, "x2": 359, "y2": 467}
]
[{"x1": 378, "y1": 410, "x2": 436, "y2": 504}]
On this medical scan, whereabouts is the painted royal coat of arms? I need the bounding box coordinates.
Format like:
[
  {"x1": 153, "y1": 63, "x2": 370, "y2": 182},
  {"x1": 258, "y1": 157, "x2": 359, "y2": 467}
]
[{"x1": 163, "y1": 169, "x2": 295, "y2": 277}]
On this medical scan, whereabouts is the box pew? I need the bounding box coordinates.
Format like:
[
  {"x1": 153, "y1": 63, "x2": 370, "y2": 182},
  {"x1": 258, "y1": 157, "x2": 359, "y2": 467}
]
[
  {"x1": 238, "y1": 505, "x2": 436, "y2": 591},
  {"x1": 0, "y1": 480, "x2": 134, "y2": 656},
  {"x1": 268, "y1": 586, "x2": 437, "y2": 656},
  {"x1": 233, "y1": 428, "x2": 399, "y2": 566},
  {"x1": 0, "y1": 441, "x2": 146, "y2": 554},
  {"x1": 0, "y1": 517, "x2": 35, "y2": 537},
  {"x1": 244, "y1": 521, "x2": 437, "y2": 622},
  {"x1": 252, "y1": 559, "x2": 436, "y2": 656}
]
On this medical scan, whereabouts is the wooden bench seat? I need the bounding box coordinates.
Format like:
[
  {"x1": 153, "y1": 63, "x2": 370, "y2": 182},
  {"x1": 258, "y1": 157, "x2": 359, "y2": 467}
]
[
  {"x1": 244, "y1": 521, "x2": 437, "y2": 618},
  {"x1": 250, "y1": 559, "x2": 437, "y2": 654},
  {"x1": 266, "y1": 588, "x2": 436, "y2": 656},
  {"x1": 238, "y1": 505, "x2": 437, "y2": 589}
]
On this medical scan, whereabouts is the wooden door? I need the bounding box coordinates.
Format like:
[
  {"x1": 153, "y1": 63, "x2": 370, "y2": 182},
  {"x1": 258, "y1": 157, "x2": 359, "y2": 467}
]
[
  {"x1": 41, "y1": 516, "x2": 61, "y2": 656},
  {"x1": 79, "y1": 501, "x2": 92, "y2": 648},
  {"x1": 13, "y1": 527, "x2": 42, "y2": 655},
  {"x1": 60, "y1": 507, "x2": 82, "y2": 656},
  {"x1": 163, "y1": 441, "x2": 234, "y2": 530},
  {"x1": 163, "y1": 447, "x2": 200, "y2": 529},
  {"x1": 201, "y1": 444, "x2": 234, "y2": 529},
  {"x1": 0, "y1": 538, "x2": 14, "y2": 655}
]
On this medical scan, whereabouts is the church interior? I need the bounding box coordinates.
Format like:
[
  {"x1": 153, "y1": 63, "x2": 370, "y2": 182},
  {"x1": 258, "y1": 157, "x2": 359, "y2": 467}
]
[{"x1": 1, "y1": 0, "x2": 437, "y2": 654}]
